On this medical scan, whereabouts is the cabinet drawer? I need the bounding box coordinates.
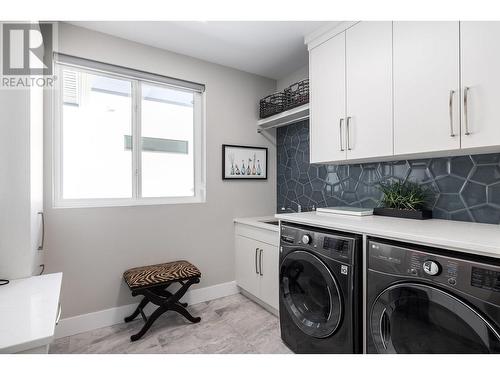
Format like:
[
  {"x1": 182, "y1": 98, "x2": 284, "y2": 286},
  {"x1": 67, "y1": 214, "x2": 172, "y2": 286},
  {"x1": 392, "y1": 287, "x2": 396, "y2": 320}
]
[{"x1": 234, "y1": 223, "x2": 279, "y2": 247}]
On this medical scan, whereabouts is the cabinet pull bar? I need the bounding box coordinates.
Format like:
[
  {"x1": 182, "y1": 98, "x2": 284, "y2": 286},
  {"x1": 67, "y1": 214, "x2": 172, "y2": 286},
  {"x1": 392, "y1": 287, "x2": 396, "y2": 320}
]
[
  {"x1": 449, "y1": 90, "x2": 455, "y2": 137},
  {"x1": 37, "y1": 211, "x2": 44, "y2": 251},
  {"x1": 56, "y1": 303, "x2": 62, "y2": 325},
  {"x1": 259, "y1": 249, "x2": 263, "y2": 276},
  {"x1": 255, "y1": 248, "x2": 259, "y2": 274},
  {"x1": 464, "y1": 87, "x2": 471, "y2": 135},
  {"x1": 346, "y1": 116, "x2": 352, "y2": 150},
  {"x1": 339, "y1": 118, "x2": 345, "y2": 151}
]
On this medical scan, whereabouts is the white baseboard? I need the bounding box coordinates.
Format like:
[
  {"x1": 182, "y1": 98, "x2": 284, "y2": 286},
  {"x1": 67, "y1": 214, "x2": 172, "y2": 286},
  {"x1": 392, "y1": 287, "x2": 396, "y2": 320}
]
[{"x1": 55, "y1": 280, "x2": 238, "y2": 339}]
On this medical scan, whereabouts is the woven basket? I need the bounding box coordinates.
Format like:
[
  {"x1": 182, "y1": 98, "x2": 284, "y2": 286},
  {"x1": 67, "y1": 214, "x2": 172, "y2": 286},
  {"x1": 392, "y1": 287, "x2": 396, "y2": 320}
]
[
  {"x1": 259, "y1": 91, "x2": 287, "y2": 119},
  {"x1": 285, "y1": 79, "x2": 309, "y2": 110}
]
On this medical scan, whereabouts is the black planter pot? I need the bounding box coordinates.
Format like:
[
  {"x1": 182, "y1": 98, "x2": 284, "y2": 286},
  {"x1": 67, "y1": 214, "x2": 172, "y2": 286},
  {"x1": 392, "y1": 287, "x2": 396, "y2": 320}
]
[{"x1": 373, "y1": 207, "x2": 432, "y2": 220}]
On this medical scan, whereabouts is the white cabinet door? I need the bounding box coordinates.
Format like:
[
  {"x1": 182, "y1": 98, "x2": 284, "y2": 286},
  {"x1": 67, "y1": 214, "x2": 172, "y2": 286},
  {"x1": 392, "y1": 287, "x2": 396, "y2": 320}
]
[
  {"x1": 346, "y1": 21, "x2": 393, "y2": 160},
  {"x1": 461, "y1": 22, "x2": 500, "y2": 149},
  {"x1": 393, "y1": 22, "x2": 460, "y2": 156},
  {"x1": 235, "y1": 235, "x2": 260, "y2": 297},
  {"x1": 310, "y1": 32, "x2": 346, "y2": 163},
  {"x1": 259, "y1": 243, "x2": 279, "y2": 310}
]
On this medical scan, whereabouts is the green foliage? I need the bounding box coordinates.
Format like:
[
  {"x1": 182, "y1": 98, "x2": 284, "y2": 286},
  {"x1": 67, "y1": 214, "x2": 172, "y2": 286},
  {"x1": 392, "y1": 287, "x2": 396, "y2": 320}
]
[{"x1": 377, "y1": 180, "x2": 428, "y2": 211}]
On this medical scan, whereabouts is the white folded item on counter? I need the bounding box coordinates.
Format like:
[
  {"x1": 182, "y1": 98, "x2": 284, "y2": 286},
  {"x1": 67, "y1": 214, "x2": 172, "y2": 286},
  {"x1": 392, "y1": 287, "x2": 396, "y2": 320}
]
[{"x1": 316, "y1": 206, "x2": 374, "y2": 216}]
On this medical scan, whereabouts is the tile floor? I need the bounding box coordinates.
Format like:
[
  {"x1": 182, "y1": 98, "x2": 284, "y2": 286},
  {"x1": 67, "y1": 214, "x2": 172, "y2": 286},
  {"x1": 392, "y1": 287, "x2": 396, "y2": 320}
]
[{"x1": 49, "y1": 293, "x2": 292, "y2": 354}]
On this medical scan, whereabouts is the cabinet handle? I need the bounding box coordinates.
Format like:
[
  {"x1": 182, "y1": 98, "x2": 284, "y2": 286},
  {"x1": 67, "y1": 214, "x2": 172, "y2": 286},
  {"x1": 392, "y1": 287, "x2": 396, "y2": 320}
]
[
  {"x1": 255, "y1": 248, "x2": 259, "y2": 274},
  {"x1": 464, "y1": 87, "x2": 471, "y2": 135},
  {"x1": 37, "y1": 211, "x2": 44, "y2": 251},
  {"x1": 449, "y1": 90, "x2": 455, "y2": 137},
  {"x1": 259, "y1": 248, "x2": 263, "y2": 276},
  {"x1": 339, "y1": 118, "x2": 345, "y2": 151},
  {"x1": 346, "y1": 116, "x2": 352, "y2": 150},
  {"x1": 56, "y1": 303, "x2": 62, "y2": 325}
]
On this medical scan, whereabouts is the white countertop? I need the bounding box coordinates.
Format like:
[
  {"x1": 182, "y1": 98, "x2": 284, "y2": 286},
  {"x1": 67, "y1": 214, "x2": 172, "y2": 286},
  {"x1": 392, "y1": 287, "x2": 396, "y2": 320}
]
[
  {"x1": 0, "y1": 273, "x2": 62, "y2": 353},
  {"x1": 234, "y1": 216, "x2": 279, "y2": 232},
  {"x1": 275, "y1": 212, "x2": 500, "y2": 259}
]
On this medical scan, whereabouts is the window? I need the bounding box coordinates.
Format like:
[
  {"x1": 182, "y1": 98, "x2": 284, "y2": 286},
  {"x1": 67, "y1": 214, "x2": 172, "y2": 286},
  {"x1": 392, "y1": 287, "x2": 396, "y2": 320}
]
[{"x1": 53, "y1": 54, "x2": 205, "y2": 208}]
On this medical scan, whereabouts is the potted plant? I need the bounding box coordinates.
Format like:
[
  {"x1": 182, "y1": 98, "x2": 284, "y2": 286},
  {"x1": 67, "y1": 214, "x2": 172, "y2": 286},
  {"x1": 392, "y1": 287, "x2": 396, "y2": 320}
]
[{"x1": 374, "y1": 180, "x2": 432, "y2": 220}]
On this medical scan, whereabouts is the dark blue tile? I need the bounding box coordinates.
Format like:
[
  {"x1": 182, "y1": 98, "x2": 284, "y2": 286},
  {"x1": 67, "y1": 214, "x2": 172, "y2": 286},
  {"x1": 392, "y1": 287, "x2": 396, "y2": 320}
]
[
  {"x1": 326, "y1": 172, "x2": 340, "y2": 185},
  {"x1": 435, "y1": 175, "x2": 465, "y2": 193},
  {"x1": 356, "y1": 183, "x2": 382, "y2": 201},
  {"x1": 432, "y1": 208, "x2": 450, "y2": 220},
  {"x1": 303, "y1": 182, "x2": 313, "y2": 197},
  {"x1": 430, "y1": 158, "x2": 450, "y2": 178},
  {"x1": 311, "y1": 178, "x2": 325, "y2": 192},
  {"x1": 469, "y1": 205, "x2": 500, "y2": 224},
  {"x1": 359, "y1": 198, "x2": 379, "y2": 208},
  {"x1": 325, "y1": 196, "x2": 344, "y2": 207},
  {"x1": 489, "y1": 183, "x2": 500, "y2": 206},
  {"x1": 450, "y1": 156, "x2": 473, "y2": 178},
  {"x1": 470, "y1": 165, "x2": 500, "y2": 185},
  {"x1": 348, "y1": 165, "x2": 362, "y2": 180},
  {"x1": 461, "y1": 181, "x2": 487, "y2": 207},
  {"x1": 435, "y1": 194, "x2": 465, "y2": 212},
  {"x1": 407, "y1": 165, "x2": 433, "y2": 183},
  {"x1": 341, "y1": 191, "x2": 358, "y2": 203},
  {"x1": 276, "y1": 119, "x2": 500, "y2": 224},
  {"x1": 295, "y1": 183, "x2": 304, "y2": 197},
  {"x1": 450, "y1": 209, "x2": 473, "y2": 222},
  {"x1": 318, "y1": 167, "x2": 327, "y2": 180},
  {"x1": 342, "y1": 177, "x2": 358, "y2": 193},
  {"x1": 360, "y1": 167, "x2": 381, "y2": 186},
  {"x1": 311, "y1": 191, "x2": 325, "y2": 205},
  {"x1": 337, "y1": 165, "x2": 348, "y2": 179},
  {"x1": 471, "y1": 153, "x2": 500, "y2": 165}
]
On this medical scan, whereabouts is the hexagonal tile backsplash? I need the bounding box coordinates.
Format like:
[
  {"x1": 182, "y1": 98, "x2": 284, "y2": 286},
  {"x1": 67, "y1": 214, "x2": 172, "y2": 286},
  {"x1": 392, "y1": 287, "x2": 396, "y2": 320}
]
[{"x1": 277, "y1": 120, "x2": 500, "y2": 224}]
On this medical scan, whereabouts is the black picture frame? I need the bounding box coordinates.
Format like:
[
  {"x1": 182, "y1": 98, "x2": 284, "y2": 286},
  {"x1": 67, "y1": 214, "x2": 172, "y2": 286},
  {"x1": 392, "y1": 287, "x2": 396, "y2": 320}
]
[{"x1": 222, "y1": 144, "x2": 268, "y2": 180}]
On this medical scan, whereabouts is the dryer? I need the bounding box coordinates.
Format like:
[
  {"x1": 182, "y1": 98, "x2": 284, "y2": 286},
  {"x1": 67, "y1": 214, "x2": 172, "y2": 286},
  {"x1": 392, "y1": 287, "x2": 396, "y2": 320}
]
[{"x1": 366, "y1": 238, "x2": 500, "y2": 353}]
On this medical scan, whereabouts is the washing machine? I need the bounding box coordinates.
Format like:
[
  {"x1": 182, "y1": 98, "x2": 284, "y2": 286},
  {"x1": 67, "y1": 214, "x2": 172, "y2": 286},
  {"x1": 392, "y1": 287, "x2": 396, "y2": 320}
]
[
  {"x1": 279, "y1": 222, "x2": 362, "y2": 353},
  {"x1": 366, "y1": 238, "x2": 500, "y2": 353}
]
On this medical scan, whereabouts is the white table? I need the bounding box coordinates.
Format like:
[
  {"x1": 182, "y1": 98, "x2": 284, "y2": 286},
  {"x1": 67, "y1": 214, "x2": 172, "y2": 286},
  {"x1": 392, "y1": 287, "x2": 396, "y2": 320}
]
[{"x1": 0, "y1": 273, "x2": 62, "y2": 354}]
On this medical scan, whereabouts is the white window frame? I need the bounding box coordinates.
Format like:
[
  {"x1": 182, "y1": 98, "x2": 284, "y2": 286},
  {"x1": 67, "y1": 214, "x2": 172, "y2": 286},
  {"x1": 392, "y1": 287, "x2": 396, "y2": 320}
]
[{"x1": 52, "y1": 59, "x2": 206, "y2": 208}]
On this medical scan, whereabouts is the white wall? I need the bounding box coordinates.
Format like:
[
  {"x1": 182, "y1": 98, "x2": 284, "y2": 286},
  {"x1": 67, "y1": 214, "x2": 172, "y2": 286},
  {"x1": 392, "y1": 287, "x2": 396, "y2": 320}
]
[
  {"x1": 276, "y1": 64, "x2": 308, "y2": 91},
  {"x1": 44, "y1": 23, "x2": 277, "y2": 318}
]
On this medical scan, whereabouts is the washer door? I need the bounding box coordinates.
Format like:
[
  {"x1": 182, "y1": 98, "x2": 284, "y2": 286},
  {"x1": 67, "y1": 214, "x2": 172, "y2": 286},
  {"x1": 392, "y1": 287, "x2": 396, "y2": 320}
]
[
  {"x1": 280, "y1": 250, "x2": 342, "y2": 338},
  {"x1": 370, "y1": 283, "x2": 500, "y2": 353}
]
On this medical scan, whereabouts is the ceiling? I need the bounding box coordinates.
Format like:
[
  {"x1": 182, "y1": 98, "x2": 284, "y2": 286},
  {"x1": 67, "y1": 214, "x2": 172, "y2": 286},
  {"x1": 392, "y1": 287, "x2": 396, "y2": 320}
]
[{"x1": 68, "y1": 21, "x2": 338, "y2": 80}]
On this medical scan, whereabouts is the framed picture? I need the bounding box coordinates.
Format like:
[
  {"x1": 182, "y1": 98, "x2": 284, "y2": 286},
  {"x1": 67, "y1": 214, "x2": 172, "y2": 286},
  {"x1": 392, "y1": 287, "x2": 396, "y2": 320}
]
[{"x1": 222, "y1": 144, "x2": 268, "y2": 180}]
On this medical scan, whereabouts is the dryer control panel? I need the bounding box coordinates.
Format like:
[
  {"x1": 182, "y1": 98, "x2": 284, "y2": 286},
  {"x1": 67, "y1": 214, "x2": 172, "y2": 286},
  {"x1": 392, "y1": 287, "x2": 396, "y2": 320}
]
[{"x1": 368, "y1": 239, "x2": 500, "y2": 306}]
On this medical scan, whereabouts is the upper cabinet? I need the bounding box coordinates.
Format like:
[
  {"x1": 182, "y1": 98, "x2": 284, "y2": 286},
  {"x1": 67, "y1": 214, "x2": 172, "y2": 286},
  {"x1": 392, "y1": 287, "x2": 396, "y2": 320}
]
[
  {"x1": 346, "y1": 21, "x2": 393, "y2": 160},
  {"x1": 307, "y1": 21, "x2": 500, "y2": 164},
  {"x1": 310, "y1": 21, "x2": 393, "y2": 163},
  {"x1": 460, "y1": 22, "x2": 500, "y2": 150},
  {"x1": 310, "y1": 31, "x2": 346, "y2": 163},
  {"x1": 393, "y1": 22, "x2": 460, "y2": 156}
]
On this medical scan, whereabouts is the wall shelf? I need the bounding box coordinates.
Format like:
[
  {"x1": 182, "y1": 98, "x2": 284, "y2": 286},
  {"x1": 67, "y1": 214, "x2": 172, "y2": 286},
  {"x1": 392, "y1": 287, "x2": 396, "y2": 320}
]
[{"x1": 257, "y1": 103, "x2": 309, "y2": 133}]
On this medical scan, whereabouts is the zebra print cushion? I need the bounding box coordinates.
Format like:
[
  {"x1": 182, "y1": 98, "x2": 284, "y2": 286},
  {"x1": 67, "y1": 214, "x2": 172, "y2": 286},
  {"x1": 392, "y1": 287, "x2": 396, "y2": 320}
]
[{"x1": 123, "y1": 260, "x2": 201, "y2": 289}]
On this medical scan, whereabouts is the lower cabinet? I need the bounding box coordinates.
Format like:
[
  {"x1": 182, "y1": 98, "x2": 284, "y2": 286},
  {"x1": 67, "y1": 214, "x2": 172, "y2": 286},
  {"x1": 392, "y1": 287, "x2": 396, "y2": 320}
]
[{"x1": 234, "y1": 224, "x2": 279, "y2": 312}]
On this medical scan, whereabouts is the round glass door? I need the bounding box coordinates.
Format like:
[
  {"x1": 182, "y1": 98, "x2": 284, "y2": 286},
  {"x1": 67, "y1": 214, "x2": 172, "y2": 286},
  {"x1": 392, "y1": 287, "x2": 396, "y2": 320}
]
[
  {"x1": 370, "y1": 283, "x2": 500, "y2": 353},
  {"x1": 280, "y1": 250, "x2": 342, "y2": 338}
]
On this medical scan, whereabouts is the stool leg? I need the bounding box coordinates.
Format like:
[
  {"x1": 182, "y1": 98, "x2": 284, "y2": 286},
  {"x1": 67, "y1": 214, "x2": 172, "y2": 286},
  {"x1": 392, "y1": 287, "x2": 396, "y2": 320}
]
[
  {"x1": 130, "y1": 305, "x2": 168, "y2": 342},
  {"x1": 124, "y1": 297, "x2": 149, "y2": 323},
  {"x1": 171, "y1": 303, "x2": 201, "y2": 324}
]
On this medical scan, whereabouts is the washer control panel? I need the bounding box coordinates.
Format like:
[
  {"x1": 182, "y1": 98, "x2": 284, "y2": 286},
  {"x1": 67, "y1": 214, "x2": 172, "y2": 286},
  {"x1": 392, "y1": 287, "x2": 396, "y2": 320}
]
[{"x1": 280, "y1": 223, "x2": 358, "y2": 264}]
